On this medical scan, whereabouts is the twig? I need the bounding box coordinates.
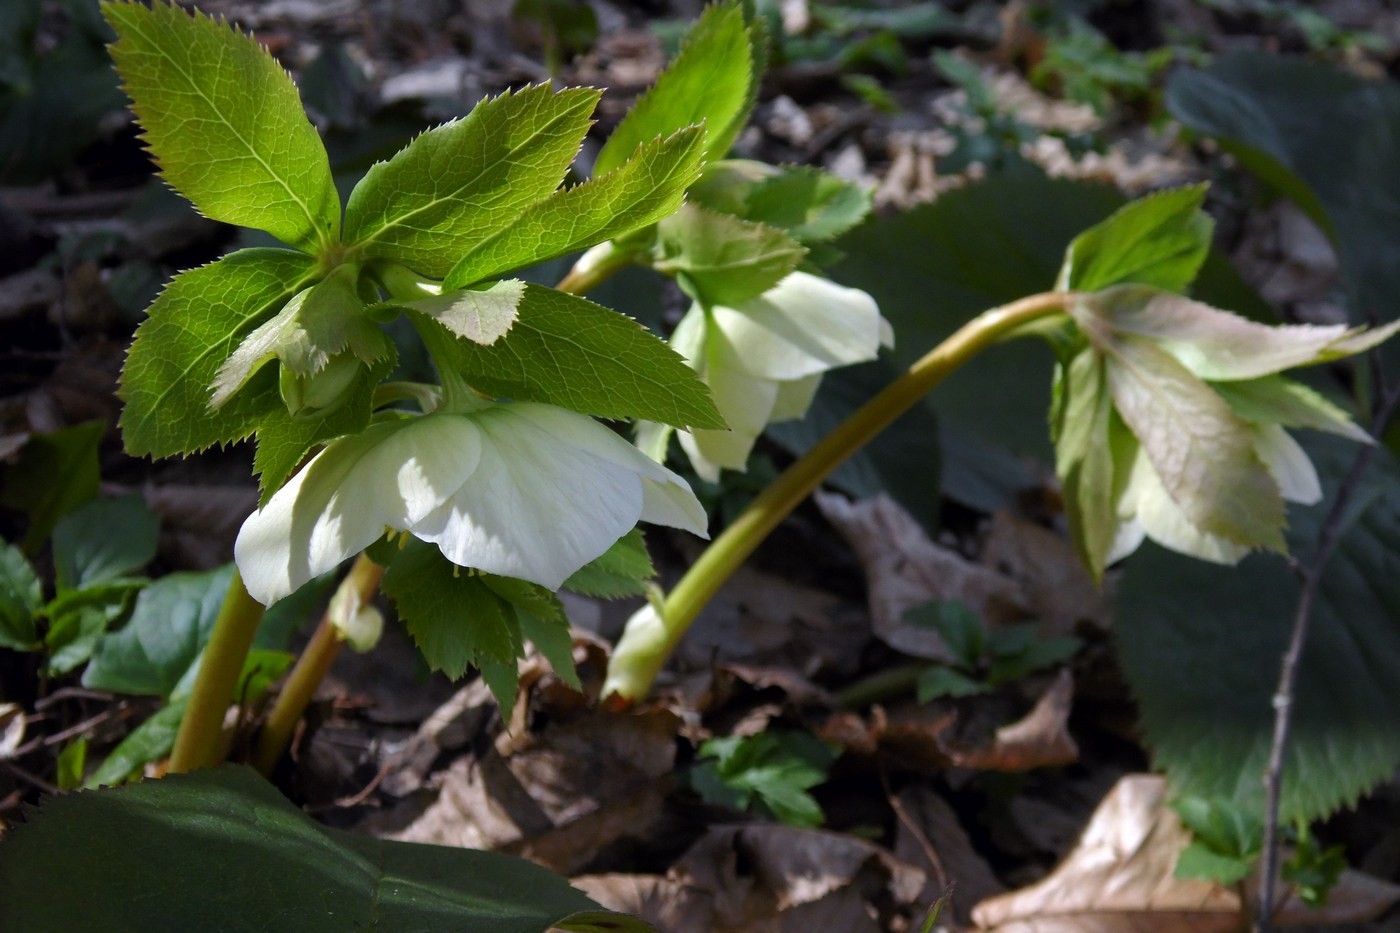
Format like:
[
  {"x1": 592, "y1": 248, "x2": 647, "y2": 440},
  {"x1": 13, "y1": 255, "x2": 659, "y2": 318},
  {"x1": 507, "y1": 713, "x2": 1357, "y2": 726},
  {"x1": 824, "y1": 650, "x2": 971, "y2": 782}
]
[
  {"x1": 880, "y1": 763, "x2": 949, "y2": 888},
  {"x1": 1255, "y1": 377, "x2": 1400, "y2": 932}
]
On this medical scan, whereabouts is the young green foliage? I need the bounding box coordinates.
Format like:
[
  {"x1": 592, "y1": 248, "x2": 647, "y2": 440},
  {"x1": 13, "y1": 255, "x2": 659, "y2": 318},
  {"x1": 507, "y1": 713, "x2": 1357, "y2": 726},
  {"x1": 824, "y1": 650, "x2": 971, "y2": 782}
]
[
  {"x1": 1172, "y1": 795, "x2": 1262, "y2": 886},
  {"x1": 593, "y1": 1, "x2": 762, "y2": 175},
  {"x1": 689, "y1": 729, "x2": 838, "y2": 828},
  {"x1": 102, "y1": 1, "x2": 338, "y2": 253},
  {"x1": 905, "y1": 601, "x2": 1080, "y2": 701},
  {"x1": 654, "y1": 204, "x2": 807, "y2": 307},
  {"x1": 0, "y1": 542, "x2": 43, "y2": 651}
]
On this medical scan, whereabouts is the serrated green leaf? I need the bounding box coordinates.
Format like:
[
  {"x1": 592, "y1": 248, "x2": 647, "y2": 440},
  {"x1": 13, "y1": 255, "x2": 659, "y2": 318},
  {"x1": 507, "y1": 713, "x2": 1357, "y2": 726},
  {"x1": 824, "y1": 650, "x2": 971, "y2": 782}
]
[
  {"x1": 252, "y1": 352, "x2": 397, "y2": 501},
  {"x1": 388, "y1": 279, "x2": 525, "y2": 346},
  {"x1": 517, "y1": 609, "x2": 580, "y2": 692},
  {"x1": 435, "y1": 284, "x2": 723, "y2": 429},
  {"x1": 1172, "y1": 796, "x2": 1262, "y2": 859},
  {"x1": 382, "y1": 541, "x2": 523, "y2": 681},
  {"x1": 562, "y1": 528, "x2": 655, "y2": 598},
  {"x1": 83, "y1": 565, "x2": 234, "y2": 699},
  {"x1": 343, "y1": 83, "x2": 599, "y2": 277},
  {"x1": 691, "y1": 730, "x2": 836, "y2": 828},
  {"x1": 742, "y1": 166, "x2": 872, "y2": 243},
  {"x1": 1175, "y1": 842, "x2": 1255, "y2": 886},
  {"x1": 52, "y1": 495, "x2": 158, "y2": 592},
  {"x1": 1, "y1": 765, "x2": 619, "y2": 930},
  {"x1": 594, "y1": 2, "x2": 755, "y2": 176},
  {"x1": 0, "y1": 420, "x2": 103, "y2": 554},
  {"x1": 101, "y1": 1, "x2": 337, "y2": 252},
  {"x1": 120, "y1": 248, "x2": 317, "y2": 458},
  {"x1": 904, "y1": 600, "x2": 984, "y2": 668},
  {"x1": 84, "y1": 699, "x2": 185, "y2": 789},
  {"x1": 442, "y1": 125, "x2": 706, "y2": 288},
  {"x1": 655, "y1": 204, "x2": 806, "y2": 307},
  {"x1": 1056, "y1": 184, "x2": 1212, "y2": 293},
  {"x1": 985, "y1": 631, "x2": 1081, "y2": 684},
  {"x1": 1118, "y1": 436, "x2": 1400, "y2": 823},
  {"x1": 0, "y1": 542, "x2": 42, "y2": 650}
]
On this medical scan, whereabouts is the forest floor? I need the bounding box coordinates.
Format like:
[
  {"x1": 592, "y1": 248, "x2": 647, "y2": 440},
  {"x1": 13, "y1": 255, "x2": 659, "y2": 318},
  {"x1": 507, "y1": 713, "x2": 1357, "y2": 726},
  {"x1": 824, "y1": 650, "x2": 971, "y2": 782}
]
[{"x1": 4, "y1": 1, "x2": 1400, "y2": 931}]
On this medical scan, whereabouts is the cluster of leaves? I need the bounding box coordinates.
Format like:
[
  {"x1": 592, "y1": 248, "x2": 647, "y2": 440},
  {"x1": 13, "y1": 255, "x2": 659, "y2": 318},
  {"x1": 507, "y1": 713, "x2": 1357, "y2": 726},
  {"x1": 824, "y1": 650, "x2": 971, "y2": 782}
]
[
  {"x1": 905, "y1": 601, "x2": 1079, "y2": 701},
  {"x1": 688, "y1": 729, "x2": 839, "y2": 828},
  {"x1": 1024, "y1": 6, "x2": 1183, "y2": 117}
]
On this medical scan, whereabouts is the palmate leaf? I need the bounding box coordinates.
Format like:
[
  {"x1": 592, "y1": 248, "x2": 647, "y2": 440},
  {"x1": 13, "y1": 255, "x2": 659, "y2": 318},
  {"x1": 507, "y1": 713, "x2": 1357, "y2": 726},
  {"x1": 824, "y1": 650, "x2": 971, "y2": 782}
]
[
  {"x1": 1118, "y1": 436, "x2": 1400, "y2": 824},
  {"x1": 101, "y1": 1, "x2": 338, "y2": 253},
  {"x1": 0, "y1": 766, "x2": 650, "y2": 932},
  {"x1": 435, "y1": 284, "x2": 724, "y2": 429},
  {"x1": 442, "y1": 125, "x2": 707, "y2": 288},
  {"x1": 593, "y1": 1, "x2": 757, "y2": 176},
  {"x1": 120, "y1": 248, "x2": 318, "y2": 458},
  {"x1": 343, "y1": 84, "x2": 599, "y2": 277}
]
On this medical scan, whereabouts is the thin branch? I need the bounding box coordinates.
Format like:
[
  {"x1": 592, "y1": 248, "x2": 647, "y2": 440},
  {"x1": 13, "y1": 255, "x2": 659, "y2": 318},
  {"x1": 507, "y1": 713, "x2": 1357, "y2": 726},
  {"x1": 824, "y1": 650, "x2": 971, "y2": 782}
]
[{"x1": 1256, "y1": 376, "x2": 1400, "y2": 932}]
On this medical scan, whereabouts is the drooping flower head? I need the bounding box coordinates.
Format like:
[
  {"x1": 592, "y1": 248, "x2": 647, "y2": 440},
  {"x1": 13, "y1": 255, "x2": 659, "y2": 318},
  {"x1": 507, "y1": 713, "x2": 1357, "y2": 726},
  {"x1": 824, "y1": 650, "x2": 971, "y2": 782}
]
[
  {"x1": 653, "y1": 271, "x2": 892, "y2": 481},
  {"x1": 236, "y1": 401, "x2": 707, "y2": 606}
]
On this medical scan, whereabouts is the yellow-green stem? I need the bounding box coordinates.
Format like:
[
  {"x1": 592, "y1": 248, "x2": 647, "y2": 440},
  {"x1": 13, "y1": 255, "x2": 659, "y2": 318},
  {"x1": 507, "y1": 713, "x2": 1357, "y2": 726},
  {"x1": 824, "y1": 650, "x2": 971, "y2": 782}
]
[
  {"x1": 603, "y1": 291, "x2": 1072, "y2": 703},
  {"x1": 168, "y1": 569, "x2": 265, "y2": 773},
  {"x1": 252, "y1": 554, "x2": 385, "y2": 776},
  {"x1": 553, "y1": 242, "x2": 635, "y2": 296}
]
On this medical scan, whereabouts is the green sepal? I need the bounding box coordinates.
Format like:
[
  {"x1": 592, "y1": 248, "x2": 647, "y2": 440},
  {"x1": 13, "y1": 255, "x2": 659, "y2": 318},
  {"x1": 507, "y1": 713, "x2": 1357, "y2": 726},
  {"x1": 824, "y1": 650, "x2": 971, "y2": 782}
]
[
  {"x1": 654, "y1": 204, "x2": 806, "y2": 307},
  {"x1": 119, "y1": 248, "x2": 319, "y2": 458},
  {"x1": 252, "y1": 352, "x2": 398, "y2": 502},
  {"x1": 343, "y1": 83, "x2": 599, "y2": 277},
  {"x1": 101, "y1": 1, "x2": 338, "y2": 253}
]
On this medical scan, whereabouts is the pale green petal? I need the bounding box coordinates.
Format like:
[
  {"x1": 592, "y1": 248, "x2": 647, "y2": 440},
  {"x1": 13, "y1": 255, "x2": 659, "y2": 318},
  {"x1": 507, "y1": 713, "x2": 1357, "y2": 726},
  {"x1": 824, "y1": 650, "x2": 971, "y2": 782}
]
[
  {"x1": 770, "y1": 373, "x2": 824, "y2": 422},
  {"x1": 679, "y1": 342, "x2": 780, "y2": 479},
  {"x1": 1120, "y1": 445, "x2": 1250, "y2": 564},
  {"x1": 710, "y1": 272, "x2": 885, "y2": 381},
  {"x1": 1078, "y1": 286, "x2": 1359, "y2": 380},
  {"x1": 1213, "y1": 375, "x2": 1372, "y2": 443},
  {"x1": 413, "y1": 409, "x2": 646, "y2": 589},
  {"x1": 640, "y1": 478, "x2": 710, "y2": 538},
  {"x1": 236, "y1": 416, "x2": 482, "y2": 605},
  {"x1": 1104, "y1": 516, "x2": 1147, "y2": 566},
  {"x1": 634, "y1": 421, "x2": 673, "y2": 464},
  {"x1": 1253, "y1": 423, "x2": 1321, "y2": 505},
  {"x1": 669, "y1": 303, "x2": 709, "y2": 365}
]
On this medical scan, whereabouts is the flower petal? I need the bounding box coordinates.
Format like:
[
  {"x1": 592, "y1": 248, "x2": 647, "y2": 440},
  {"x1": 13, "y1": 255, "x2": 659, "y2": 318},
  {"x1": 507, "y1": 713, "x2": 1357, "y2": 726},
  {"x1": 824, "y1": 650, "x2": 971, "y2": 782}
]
[
  {"x1": 236, "y1": 416, "x2": 482, "y2": 605},
  {"x1": 710, "y1": 272, "x2": 885, "y2": 381},
  {"x1": 1253, "y1": 423, "x2": 1321, "y2": 505},
  {"x1": 412, "y1": 407, "x2": 644, "y2": 589},
  {"x1": 1119, "y1": 445, "x2": 1250, "y2": 564},
  {"x1": 680, "y1": 348, "x2": 780, "y2": 480},
  {"x1": 769, "y1": 373, "x2": 824, "y2": 422}
]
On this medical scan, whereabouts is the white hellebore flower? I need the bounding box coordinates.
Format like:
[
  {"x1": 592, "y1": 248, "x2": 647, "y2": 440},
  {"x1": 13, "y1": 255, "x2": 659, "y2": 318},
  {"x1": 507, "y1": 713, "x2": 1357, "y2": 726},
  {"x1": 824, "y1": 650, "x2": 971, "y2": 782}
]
[
  {"x1": 235, "y1": 402, "x2": 708, "y2": 606},
  {"x1": 666, "y1": 271, "x2": 892, "y2": 481}
]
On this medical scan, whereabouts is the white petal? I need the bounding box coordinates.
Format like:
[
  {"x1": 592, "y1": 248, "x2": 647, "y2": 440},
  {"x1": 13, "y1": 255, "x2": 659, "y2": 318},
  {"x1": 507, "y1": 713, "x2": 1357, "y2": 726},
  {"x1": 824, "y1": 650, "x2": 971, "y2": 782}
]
[
  {"x1": 641, "y1": 478, "x2": 710, "y2": 538},
  {"x1": 679, "y1": 349, "x2": 780, "y2": 478},
  {"x1": 412, "y1": 406, "x2": 644, "y2": 589},
  {"x1": 1253, "y1": 423, "x2": 1322, "y2": 505},
  {"x1": 710, "y1": 272, "x2": 885, "y2": 381},
  {"x1": 235, "y1": 417, "x2": 481, "y2": 605},
  {"x1": 769, "y1": 373, "x2": 824, "y2": 422}
]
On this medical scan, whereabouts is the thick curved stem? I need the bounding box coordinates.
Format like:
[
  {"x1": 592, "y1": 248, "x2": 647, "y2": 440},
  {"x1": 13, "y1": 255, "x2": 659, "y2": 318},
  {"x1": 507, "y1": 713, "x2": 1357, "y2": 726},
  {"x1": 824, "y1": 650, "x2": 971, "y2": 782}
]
[
  {"x1": 603, "y1": 291, "x2": 1072, "y2": 703},
  {"x1": 168, "y1": 569, "x2": 265, "y2": 773}
]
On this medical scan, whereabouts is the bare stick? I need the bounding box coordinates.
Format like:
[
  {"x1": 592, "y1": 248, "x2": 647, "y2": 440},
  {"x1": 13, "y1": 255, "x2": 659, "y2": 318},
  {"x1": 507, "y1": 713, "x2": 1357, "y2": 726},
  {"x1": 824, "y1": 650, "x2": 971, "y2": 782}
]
[{"x1": 1255, "y1": 378, "x2": 1400, "y2": 931}]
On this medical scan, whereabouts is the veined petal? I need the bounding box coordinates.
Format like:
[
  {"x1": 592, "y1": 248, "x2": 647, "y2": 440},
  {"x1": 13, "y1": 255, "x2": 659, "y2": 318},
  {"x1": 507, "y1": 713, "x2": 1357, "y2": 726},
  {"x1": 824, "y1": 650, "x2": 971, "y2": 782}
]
[
  {"x1": 710, "y1": 272, "x2": 885, "y2": 381},
  {"x1": 412, "y1": 407, "x2": 645, "y2": 589},
  {"x1": 1253, "y1": 423, "x2": 1322, "y2": 505},
  {"x1": 679, "y1": 342, "x2": 781, "y2": 480},
  {"x1": 236, "y1": 416, "x2": 482, "y2": 605},
  {"x1": 641, "y1": 478, "x2": 710, "y2": 538},
  {"x1": 1119, "y1": 445, "x2": 1250, "y2": 564}
]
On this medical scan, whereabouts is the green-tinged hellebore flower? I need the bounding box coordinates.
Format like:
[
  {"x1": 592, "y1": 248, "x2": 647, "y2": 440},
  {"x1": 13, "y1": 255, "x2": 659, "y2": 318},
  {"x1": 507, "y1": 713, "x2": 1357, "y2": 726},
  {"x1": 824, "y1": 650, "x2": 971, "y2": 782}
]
[
  {"x1": 235, "y1": 402, "x2": 708, "y2": 606},
  {"x1": 1057, "y1": 284, "x2": 1400, "y2": 578},
  {"x1": 659, "y1": 271, "x2": 892, "y2": 481}
]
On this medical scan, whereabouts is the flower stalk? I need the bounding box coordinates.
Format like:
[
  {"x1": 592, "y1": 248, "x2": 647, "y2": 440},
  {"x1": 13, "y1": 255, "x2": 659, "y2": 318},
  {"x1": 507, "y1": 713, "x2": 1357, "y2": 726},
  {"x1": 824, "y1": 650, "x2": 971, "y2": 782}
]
[
  {"x1": 603, "y1": 290, "x2": 1074, "y2": 703},
  {"x1": 251, "y1": 554, "x2": 385, "y2": 776},
  {"x1": 167, "y1": 569, "x2": 265, "y2": 773}
]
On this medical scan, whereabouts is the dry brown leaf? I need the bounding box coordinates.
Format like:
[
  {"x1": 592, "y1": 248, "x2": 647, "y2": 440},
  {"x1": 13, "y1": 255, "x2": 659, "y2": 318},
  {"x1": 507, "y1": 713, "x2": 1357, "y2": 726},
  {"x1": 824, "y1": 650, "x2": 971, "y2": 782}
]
[
  {"x1": 391, "y1": 708, "x2": 681, "y2": 874},
  {"x1": 946, "y1": 670, "x2": 1078, "y2": 771},
  {"x1": 980, "y1": 511, "x2": 1112, "y2": 635},
  {"x1": 816, "y1": 492, "x2": 1031, "y2": 661},
  {"x1": 970, "y1": 774, "x2": 1400, "y2": 932},
  {"x1": 891, "y1": 783, "x2": 1006, "y2": 926},
  {"x1": 673, "y1": 823, "x2": 926, "y2": 932},
  {"x1": 571, "y1": 874, "x2": 716, "y2": 933}
]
